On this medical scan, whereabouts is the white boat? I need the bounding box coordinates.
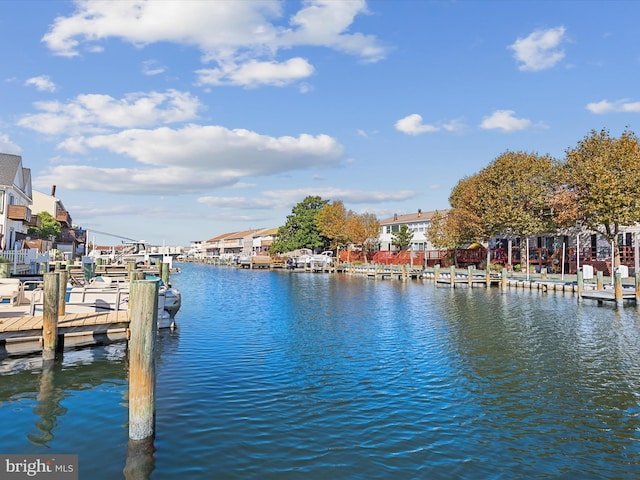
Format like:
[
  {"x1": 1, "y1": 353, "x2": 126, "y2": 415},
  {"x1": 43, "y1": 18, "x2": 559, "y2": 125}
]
[
  {"x1": 89, "y1": 241, "x2": 174, "y2": 267},
  {"x1": 29, "y1": 276, "x2": 180, "y2": 329}
]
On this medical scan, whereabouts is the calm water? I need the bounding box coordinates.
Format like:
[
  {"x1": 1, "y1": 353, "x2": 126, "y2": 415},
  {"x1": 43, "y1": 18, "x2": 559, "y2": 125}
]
[{"x1": 2, "y1": 263, "x2": 640, "y2": 479}]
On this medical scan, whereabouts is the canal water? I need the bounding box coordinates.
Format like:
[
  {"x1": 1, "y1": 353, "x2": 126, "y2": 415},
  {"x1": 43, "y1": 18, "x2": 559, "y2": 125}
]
[{"x1": 1, "y1": 262, "x2": 640, "y2": 479}]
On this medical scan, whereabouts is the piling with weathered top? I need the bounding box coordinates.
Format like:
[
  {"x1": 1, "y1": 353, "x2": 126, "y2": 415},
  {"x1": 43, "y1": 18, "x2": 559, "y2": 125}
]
[
  {"x1": 485, "y1": 269, "x2": 491, "y2": 289},
  {"x1": 434, "y1": 265, "x2": 440, "y2": 280},
  {"x1": 161, "y1": 262, "x2": 170, "y2": 286},
  {"x1": 614, "y1": 272, "x2": 623, "y2": 306},
  {"x1": 42, "y1": 272, "x2": 60, "y2": 361},
  {"x1": 577, "y1": 270, "x2": 584, "y2": 301},
  {"x1": 128, "y1": 279, "x2": 159, "y2": 441},
  {"x1": 597, "y1": 271, "x2": 604, "y2": 290},
  {"x1": 57, "y1": 270, "x2": 68, "y2": 316},
  {"x1": 501, "y1": 269, "x2": 507, "y2": 289},
  {"x1": 450, "y1": 265, "x2": 456, "y2": 287},
  {"x1": 468, "y1": 266, "x2": 474, "y2": 286}
]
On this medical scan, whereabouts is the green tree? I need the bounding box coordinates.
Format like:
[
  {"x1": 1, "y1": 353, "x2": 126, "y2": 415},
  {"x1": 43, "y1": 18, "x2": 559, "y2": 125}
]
[
  {"x1": 27, "y1": 211, "x2": 62, "y2": 240},
  {"x1": 392, "y1": 224, "x2": 413, "y2": 251},
  {"x1": 271, "y1": 196, "x2": 329, "y2": 253},
  {"x1": 560, "y1": 128, "x2": 640, "y2": 267}
]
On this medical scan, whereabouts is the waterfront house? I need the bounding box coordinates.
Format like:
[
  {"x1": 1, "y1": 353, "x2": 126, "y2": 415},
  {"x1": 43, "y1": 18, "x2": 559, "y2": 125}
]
[
  {"x1": 31, "y1": 186, "x2": 86, "y2": 259},
  {"x1": 252, "y1": 227, "x2": 278, "y2": 255},
  {"x1": 378, "y1": 209, "x2": 443, "y2": 252},
  {"x1": 0, "y1": 153, "x2": 36, "y2": 250}
]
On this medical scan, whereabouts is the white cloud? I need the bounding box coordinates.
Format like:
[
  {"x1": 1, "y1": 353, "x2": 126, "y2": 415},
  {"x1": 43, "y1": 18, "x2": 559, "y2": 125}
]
[
  {"x1": 25, "y1": 75, "x2": 56, "y2": 92},
  {"x1": 18, "y1": 89, "x2": 201, "y2": 135},
  {"x1": 34, "y1": 125, "x2": 344, "y2": 195},
  {"x1": 479, "y1": 110, "x2": 533, "y2": 131},
  {"x1": 586, "y1": 99, "x2": 640, "y2": 114},
  {"x1": 0, "y1": 133, "x2": 22, "y2": 154},
  {"x1": 142, "y1": 60, "x2": 166, "y2": 76},
  {"x1": 395, "y1": 114, "x2": 462, "y2": 135},
  {"x1": 196, "y1": 57, "x2": 314, "y2": 87},
  {"x1": 41, "y1": 0, "x2": 388, "y2": 87},
  {"x1": 509, "y1": 26, "x2": 566, "y2": 72},
  {"x1": 197, "y1": 187, "x2": 416, "y2": 209}
]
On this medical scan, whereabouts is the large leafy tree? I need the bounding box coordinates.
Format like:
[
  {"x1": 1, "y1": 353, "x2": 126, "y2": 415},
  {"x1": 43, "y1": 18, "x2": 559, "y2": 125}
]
[
  {"x1": 271, "y1": 196, "x2": 329, "y2": 253},
  {"x1": 344, "y1": 211, "x2": 380, "y2": 263},
  {"x1": 476, "y1": 150, "x2": 559, "y2": 239},
  {"x1": 560, "y1": 128, "x2": 640, "y2": 266},
  {"x1": 434, "y1": 152, "x2": 558, "y2": 249},
  {"x1": 27, "y1": 211, "x2": 62, "y2": 240},
  {"x1": 316, "y1": 201, "x2": 349, "y2": 250}
]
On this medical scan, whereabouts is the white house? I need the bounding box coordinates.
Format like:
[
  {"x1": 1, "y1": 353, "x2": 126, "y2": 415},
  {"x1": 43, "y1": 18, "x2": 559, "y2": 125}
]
[
  {"x1": 0, "y1": 153, "x2": 35, "y2": 250},
  {"x1": 378, "y1": 209, "x2": 444, "y2": 252}
]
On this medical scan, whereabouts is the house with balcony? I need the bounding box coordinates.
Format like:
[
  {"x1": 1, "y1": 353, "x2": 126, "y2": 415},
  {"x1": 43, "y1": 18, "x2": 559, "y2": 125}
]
[
  {"x1": 0, "y1": 153, "x2": 37, "y2": 251},
  {"x1": 31, "y1": 186, "x2": 86, "y2": 259}
]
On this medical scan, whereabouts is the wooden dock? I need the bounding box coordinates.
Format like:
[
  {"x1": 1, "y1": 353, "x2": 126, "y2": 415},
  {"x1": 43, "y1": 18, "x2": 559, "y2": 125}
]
[{"x1": 0, "y1": 310, "x2": 129, "y2": 358}]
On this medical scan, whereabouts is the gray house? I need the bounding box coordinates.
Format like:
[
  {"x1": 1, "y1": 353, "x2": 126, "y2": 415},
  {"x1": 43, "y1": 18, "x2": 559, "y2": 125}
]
[{"x1": 0, "y1": 153, "x2": 36, "y2": 250}]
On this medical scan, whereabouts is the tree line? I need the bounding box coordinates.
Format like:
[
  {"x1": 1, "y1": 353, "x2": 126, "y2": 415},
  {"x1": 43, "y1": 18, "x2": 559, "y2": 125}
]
[
  {"x1": 427, "y1": 129, "x2": 640, "y2": 267},
  {"x1": 270, "y1": 129, "x2": 640, "y2": 267},
  {"x1": 270, "y1": 196, "x2": 381, "y2": 257}
]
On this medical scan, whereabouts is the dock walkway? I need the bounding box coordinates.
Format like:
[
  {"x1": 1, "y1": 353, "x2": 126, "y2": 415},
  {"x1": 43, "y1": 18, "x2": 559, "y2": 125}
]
[{"x1": 0, "y1": 310, "x2": 129, "y2": 357}]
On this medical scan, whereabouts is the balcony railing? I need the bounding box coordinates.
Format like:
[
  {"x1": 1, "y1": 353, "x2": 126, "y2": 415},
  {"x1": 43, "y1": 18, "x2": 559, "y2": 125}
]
[
  {"x1": 27, "y1": 214, "x2": 41, "y2": 228},
  {"x1": 55, "y1": 208, "x2": 72, "y2": 226},
  {"x1": 6, "y1": 204, "x2": 32, "y2": 223}
]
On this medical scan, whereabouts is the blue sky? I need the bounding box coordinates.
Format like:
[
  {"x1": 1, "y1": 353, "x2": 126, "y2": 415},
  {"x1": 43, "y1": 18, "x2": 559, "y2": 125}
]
[{"x1": 1, "y1": 1, "x2": 639, "y2": 247}]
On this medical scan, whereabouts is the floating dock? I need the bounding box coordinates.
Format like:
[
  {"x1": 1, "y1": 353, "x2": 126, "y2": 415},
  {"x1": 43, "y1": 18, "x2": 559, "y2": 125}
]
[{"x1": 0, "y1": 310, "x2": 129, "y2": 358}]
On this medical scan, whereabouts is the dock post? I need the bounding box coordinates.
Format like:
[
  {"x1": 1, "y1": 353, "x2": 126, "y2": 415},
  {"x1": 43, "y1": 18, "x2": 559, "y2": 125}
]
[
  {"x1": 501, "y1": 269, "x2": 507, "y2": 290},
  {"x1": 596, "y1": 271, "x2": 604, "y2": 290},
  {"x1": 541, "y1": 267, "x2": 547, "y2": 280},
  {"x1": 614, "y1": 271, "x2": 623, "y2": 307},
  {"x1": 468, "y1": 266, "x2": 473, "y2": 287},
  {"x1": 635, "y1": 272, "x2": 640, "y2": 304},
  {"x1": 161, "y1": 262, "x2": 170, "y2": 286},
  {"x1": 434, "y1": 264, "x2": 440, "y2": 281},
  {"x1": 42, "y1": 273, "x2": 60, "y2": 362},
  {"x1": 485, "y1": 268, "x2": 491, "y2": 289},
  {"x1": 128, "y1": 279, "x2": 159, "y2": 442},
  {"x1": 577, "y1": 270, "x2": 583, "y2": 301},
  {"x1": 57, "y1": 269, "x2": 68, "y2": 316},
  {"x1": 450, "y1": 265, "x2": 456, "y2": 288}
]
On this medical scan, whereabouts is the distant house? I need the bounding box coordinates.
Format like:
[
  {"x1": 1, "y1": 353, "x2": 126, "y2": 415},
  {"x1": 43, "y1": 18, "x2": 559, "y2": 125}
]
[
  {"x1": 0, "y1": 153, "x2": 36, "y2": 250},
  {"x1": 378, "y1": 209, "x2": 445, "y2": 252},
  {"x1": 252, "y1": 227, "x2": 278, "y2": 255},
  {"x1": 32, "y1": 186, "x2": 86, "y2": 258}
]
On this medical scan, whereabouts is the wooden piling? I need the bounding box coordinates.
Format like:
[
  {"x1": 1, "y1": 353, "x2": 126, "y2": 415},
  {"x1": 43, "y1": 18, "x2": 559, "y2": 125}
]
[
  {"x1": 42, "y1": 272, "x2": 60, "y2": 362},
  {"x1": 577, "y1": 270, "x2": 583, "y2": 301},
  {"x1": 596, "y1": 271, "x2": 604, "y2": 290},
  {"x1": 56, "y1": 270, "x2": 68, "y2": 316},
  {"x1": 468, "y1": 266, "x2": 473, "y2": 286},
  {"x1": 450, "y1": 265, "x2": 456, "y2": 288},
  {"x1": 161, "y1": 262, "x2": 170, "y2": 286},
  {"x1": 501, "y1": 269, "x2": 507, "y2": 290},
  {"x1": 485, "y1": 269, "x2": 491, "y2": 289},
  {"x1": 434, "y1": 265, "x2": 440, "y2": 280},
  {"x1": 541, "y1": 267, "x2": 547, "y2": 280},
  {"x1": 128, "y1": 279, "x2": 159, "y2": 441},
  {"x1": 614, "y1": 272, "x2": 623, "y2": 306},
  {"x1": 636, "y1": 272, "x2": 640, "y2": 304}
]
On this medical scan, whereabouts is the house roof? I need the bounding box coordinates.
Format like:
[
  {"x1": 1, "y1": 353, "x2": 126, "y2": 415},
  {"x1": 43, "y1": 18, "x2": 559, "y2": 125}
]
[
  {"x1": 379, "y1": 209, "x2": 447, "y2": 226},
  {"x1": 0, "y1": 153, "x2": 33, "y2": 202}
]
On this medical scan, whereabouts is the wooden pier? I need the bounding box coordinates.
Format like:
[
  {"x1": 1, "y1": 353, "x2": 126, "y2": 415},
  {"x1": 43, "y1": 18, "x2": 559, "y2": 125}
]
[{"x1": 0, "y1": 310, "x2": 129, "y2": 358}]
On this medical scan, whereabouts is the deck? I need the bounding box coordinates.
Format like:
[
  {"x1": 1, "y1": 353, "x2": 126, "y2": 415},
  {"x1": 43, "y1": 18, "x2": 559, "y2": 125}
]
[{"x1": 0, "y1": 310, "x2": 129, "y2": 357}]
